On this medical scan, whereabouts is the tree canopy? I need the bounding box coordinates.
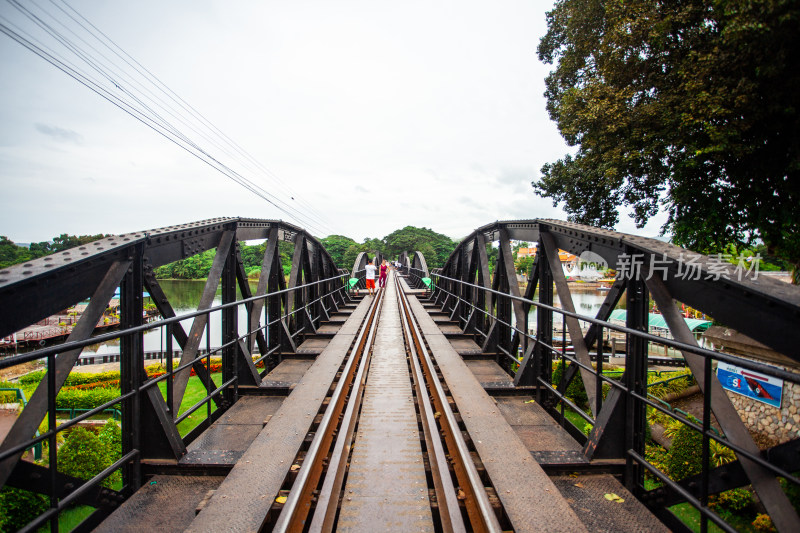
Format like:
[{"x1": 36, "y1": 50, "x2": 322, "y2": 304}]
[
  {"x1": 0, "y1": 233, "x2": 107, "y2": 269},
  {"x1": 535, "y1": 0, "x2": 800, "y2": 274},
  {"x1": 319, "y1": 235, "x2": 357, "y2": 268},
  {"x1": 383, "y1": 226, "x2": 459, "y2": 268}
]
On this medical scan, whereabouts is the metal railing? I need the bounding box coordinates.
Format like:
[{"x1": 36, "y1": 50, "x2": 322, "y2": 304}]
[
  {"x1": 430, "y1": 271, "x2": 800, "y2": 533},
  {"x1": 0, "y1": 271, "x2": 350, "y2": 533}
]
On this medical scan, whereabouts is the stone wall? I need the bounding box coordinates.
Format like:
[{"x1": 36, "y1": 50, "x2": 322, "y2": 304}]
[{"x1": 724, "y1": 367, "x2": 800, "y2": 445}]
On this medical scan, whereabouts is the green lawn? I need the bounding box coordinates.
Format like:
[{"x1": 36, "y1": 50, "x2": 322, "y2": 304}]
[{"x1": 156, "y1": 372, "x2": 221, "y2": 436}]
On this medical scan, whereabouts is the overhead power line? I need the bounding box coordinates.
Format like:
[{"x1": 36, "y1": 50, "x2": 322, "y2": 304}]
[{"x1": 0, "y1": 0, "x2": 336, "y2": 236}]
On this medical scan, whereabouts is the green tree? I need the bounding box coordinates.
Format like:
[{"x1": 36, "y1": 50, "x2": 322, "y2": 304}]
[
  {"x1": 515, "y1": 255, "x2": 536, "y2": 276},
  {"x1": 51, "y1": 233, "x2": 107, "y2": 252},
  {"x1": 342, "y1": 244, "x2": 363, "y2": 271},
  {"x1": 383, "y1": 226, "x2": 458, "y2": 268},
  {"x1": 0, "y1": 487, "x2": 48, "y2": 531},
  {"x1": 319, "y1": 235, "x2": 357, "y2": 268},
  {"x1": 58, "y1": 427, "x2": 110, "y2": 487},
  {"x1": 536, "y1": 0, "x2": 800, "y2": 280}
]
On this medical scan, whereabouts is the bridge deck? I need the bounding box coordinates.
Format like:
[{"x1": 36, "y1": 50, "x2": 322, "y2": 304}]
[
  {"x1": 97, "y1": 274, "x2": 667, "y2": 532},
  {"x1": 337, "y1": 275, "x2": 434, "y2": 531}
]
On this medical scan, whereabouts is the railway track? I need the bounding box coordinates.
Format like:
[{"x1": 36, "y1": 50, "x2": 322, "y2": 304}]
[{"x1": 263, "y1": 273, "x2": 509, "y2": 532}]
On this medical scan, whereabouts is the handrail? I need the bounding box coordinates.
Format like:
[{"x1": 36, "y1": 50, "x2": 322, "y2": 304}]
[
  {"x1": 0, "y1": 272, "x2": 349, "y2": 370},
  {"x1": 429, "y1": 269, "x2": 800, "y2": 530}
]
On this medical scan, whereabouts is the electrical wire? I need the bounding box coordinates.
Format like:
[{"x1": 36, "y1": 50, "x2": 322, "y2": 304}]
[{"x1": 0, "y1": 0, "x2": 336, "y2": 236}]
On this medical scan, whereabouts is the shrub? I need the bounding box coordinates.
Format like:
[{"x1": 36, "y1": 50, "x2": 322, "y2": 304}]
[
  {"x1": 709, "y1": 439, "x2": 736, "y2": 467},
  {"x1": 64, "y1": 371, "x2": 120, "y2": 386},
  {"x1": 778, "y1": 474, "x2": 800, "y2": 514},
  {"x1": 752, "y1": 513, "x2": 776, "y2": 532},
  {"x1": 644, "y1": 442, "x2": 670, "y2": 484},
  {"x1": 709, "y1": 487, "x2": 752, "y2": 513},
  {"x1": 58, "y1": 427, "x2": 111, "y2": 487},
  {"x1": 55, "y1": 388, "x2": 120, "y2": 411},
  {"x1": 19, "y1": 371, "x2": 46, "y2": 385},
  {"x1": 0, "y1": 487, "x2": 49, "y2": 532},
  {"x1": 647, "y1": 369, "x2": 695, "y2": 399},
  {"x1": 551, "y1": 361, "x2": 589, "y2": 410},
  {"x1": 0, "y1": 382, "x2": 19, "y2": 403},
  {"x1": 667, "y1": 425, "x2": 704, "y2": 481},
  {"x1": 98, "y1": 420, "x2": 122, "y2": 486}
]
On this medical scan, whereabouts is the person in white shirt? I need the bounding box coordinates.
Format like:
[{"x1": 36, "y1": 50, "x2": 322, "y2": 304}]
[{"x1": 365, "y1": 258, "x2": 377, "y2": 296}]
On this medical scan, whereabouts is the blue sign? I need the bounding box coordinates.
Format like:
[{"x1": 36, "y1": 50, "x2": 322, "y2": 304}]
[{"x1": 717, "y1": 362, "x2": 782, "y2": 408}]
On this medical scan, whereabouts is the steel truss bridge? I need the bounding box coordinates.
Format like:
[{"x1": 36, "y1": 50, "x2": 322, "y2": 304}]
[{"x1": 0, "y1": 217, "x2": 798, "y2": 532}]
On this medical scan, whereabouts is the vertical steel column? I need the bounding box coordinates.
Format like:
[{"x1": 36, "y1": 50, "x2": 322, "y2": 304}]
[
  {"x1": 535, "y1": 239, "x2": 553, "y2": 405},
  {"x1": 221, "y1": 239, "x2": 238, "y2": 406},
  {"x1": 624, "y1": 273, "x2": 649, "y2": 492},
  {"x1": 267, "y1": 252, "x2": 283, "y2": 368},
  {"x1": 459, "y1": 246, "x2": 471, "y2": 328},
  {"x1": 120, "y1": 244, "x2": 144, "y2": 493},
  {"x1": 495, "y1": 249, "x2": 511, "y2": 370}
]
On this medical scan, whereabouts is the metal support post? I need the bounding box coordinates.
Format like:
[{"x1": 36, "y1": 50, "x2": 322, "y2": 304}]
[
  {"x1": 624, "y1": 274, "x2": 649, "y2": 492},
  {"x1": 535, "y1": 240, "x2": 553, "y2": 405},
  {"x1": 120, "y1": 245, "x2": 144, "y2": 492},
  {"x1": 222, "y1": 239, "x2": 238, "y2": 406}
]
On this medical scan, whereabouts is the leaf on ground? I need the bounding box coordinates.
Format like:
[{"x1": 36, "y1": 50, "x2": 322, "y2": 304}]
[
  {"x1": 290, "y1": 464, "x2": 300, "y2": 472},
  {"x1": 604, "y1": 493, "x2": 624, "y2": 503},
  {"x1": 574, "y1": 482, "x2": 584, "y2": 488},
  {"x1": 276, "y1": 495, "x2": 287, "y2": 504},
  {"x1": 456, "y1": 489, "x2": 466, "y2": 500},
  {"x1": 434, "y1": 412, "x2": 441, "y2": 419},
  {"x1": 524, "y1": 399, "x2": 536, "y2": 404}
]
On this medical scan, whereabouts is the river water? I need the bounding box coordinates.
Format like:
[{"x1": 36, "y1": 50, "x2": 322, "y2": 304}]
[
  {"x1": 85, "y1": 280, "x2": 260, "y2": 356},
  {"x1": 83, "y1": 280, "x2": 619, "y2": 356}
]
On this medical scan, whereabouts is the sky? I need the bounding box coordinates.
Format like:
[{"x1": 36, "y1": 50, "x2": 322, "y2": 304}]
[{"x1": 0, "y1": 0, "x2": 668, "y2": 245}]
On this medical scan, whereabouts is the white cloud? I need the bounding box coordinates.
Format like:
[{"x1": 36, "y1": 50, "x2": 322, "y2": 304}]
[{"x1": 0, "y1": 0, "x2": 667, "y2": 246}]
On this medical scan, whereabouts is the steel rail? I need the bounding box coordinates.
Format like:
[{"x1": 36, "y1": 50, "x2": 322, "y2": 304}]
[
  {"x1": 273, "y1": 290, "x2": 385, "y2": 533},
  {"x1": 398, "y1": 281, "x2": 503, "y2": 533},
  {"x1": 395, "y1": 277, "x2": 466, "y2": 533},
  {"x1": 306, "y1": 291, "x2": 384, "y2": 532}
]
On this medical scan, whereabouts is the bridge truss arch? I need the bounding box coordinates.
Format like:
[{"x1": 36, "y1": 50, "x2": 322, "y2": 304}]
[
  {"x1": 350, "y1": 250, "x2": 383, "y2": 289},
  {"x1": 0, "y1": 217, "x2": 353, "y2": 530},
  {"x1": 396, "y1": 250, "x2": 430, "y2": 288},
  {"x1": 430, "y1": 218, "x2": 800, "y2": 531}
]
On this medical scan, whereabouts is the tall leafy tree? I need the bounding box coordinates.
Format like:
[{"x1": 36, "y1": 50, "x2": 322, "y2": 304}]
[
  {"x1": 536, "y1": 0, "x2": 800, "y2": 279},
  {"x1": 319, "y1": 235, "x2": 357, "y2": 268},
  {"x1": 383, "y1": 226, "x2": 458, "y2": 268}
]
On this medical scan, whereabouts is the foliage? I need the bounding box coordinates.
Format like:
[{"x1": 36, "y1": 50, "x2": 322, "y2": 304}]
[
  {"x1": 58, "y1": 427, "x2": 110, "y2": 487},
  {"x1": 647, "y1": 369, "x2": 695, "y2": 399},
  {"x1": 709, "y1": 487, "x2": 752, "y2": 514},
  {"x1": 319, "y1": 235, "x2": 357, "y2": 268},
  {"x1": 515, "y1": 255, "x2": 536, "y2": 276},
  {"x1": 0, "y1": 381, "x2": 19, "y2": 403},
  {"x1": 667, "y1": 425, "x2": 704, "y2": 481},
  {"x1": 98, "y1": 420, "x2": 123, "y2": 486},
  {"x1": 709, "y1": 439, "x2": 736, "y2": 468},
  {"x1": 535, "y1": 0, "x2": 800, "y2": 277},
  {"x1": 551, "y1": 361, "x2": 589, "y2": 410},
  {"x1": 382, "y1": 226, "x2": 458, "y2": 269},
  {"x1": 55, "y1": 388, "x2": 120, "y2": 410},
  {"x1": 154, "y1": 248, "x2": 216, "y2": 279},
  {"x1": 778, "y1": 474, "x2": 800, "y2": 514},
  {"x1": 153, "y1": 240, "x2": 295, "y2": 280},
  {"x1": 751, "y1": 513, "x2": 776, "y2": 532},
  {"x1": 0, "y1": 487, "x2": 49, "y2": 532},
  {"x1": 644, "y1": 442, "x2": 670, "y2": 484},
  {"x1": 0, "y1": 233, "x2": 107, "y2": 269}
]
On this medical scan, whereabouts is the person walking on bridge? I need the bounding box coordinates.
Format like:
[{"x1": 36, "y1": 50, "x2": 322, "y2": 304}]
[
  {"x1": 365, "y1": 258, "x2": 377, "y2": 296},
  {"x1": 378, "y1": 259, "x2": 388, "y2": 288}
]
